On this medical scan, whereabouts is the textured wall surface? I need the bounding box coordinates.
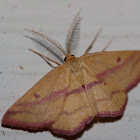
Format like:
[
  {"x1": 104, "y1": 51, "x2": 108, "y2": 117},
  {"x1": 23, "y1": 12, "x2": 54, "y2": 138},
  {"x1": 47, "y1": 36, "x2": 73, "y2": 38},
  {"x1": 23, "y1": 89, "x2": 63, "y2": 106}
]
[{"x1": 0, "y1": 0, "x2": 140, "y2": 140}]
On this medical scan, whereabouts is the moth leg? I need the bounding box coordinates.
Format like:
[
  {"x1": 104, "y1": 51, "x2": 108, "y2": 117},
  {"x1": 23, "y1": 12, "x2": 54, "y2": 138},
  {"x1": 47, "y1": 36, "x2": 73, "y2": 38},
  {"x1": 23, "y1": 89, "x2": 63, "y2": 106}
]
[
  {"x1": 29, "y1": 48, "x2": 60, "y2": 65},
  {"x1": 84, "y1": 28, "x2": 102, "y2": 55},
  {"x1": 102, "y1": 40, "x2": 112, "y2": 52}
]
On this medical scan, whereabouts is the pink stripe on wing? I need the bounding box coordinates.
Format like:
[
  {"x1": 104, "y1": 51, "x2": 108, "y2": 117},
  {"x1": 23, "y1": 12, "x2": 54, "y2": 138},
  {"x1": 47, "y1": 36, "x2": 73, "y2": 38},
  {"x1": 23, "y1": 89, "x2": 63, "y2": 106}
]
[
  {"x1": 2, "y1": 114, "x2": 94, "y2": 136},
  {"x1": 97, "y1": 90, "x2": 122, "y2": 102},
  {"x1": 61, "y1": 105, "x2": 89, "y2": 116},
  {"x1": 18, "y1": 88, "x2": 67, "y2": 107},
  {"x1": 98, "y1": 96, "x2": 128, "y2": 117},
  {"x1": 97, "y1": 53, "x2": 136, "y2": 80},
  {"x1": 18, "y1": 81, "x2": 101, "y2": 107},
  {"x1": 51, "y1": 116, "x2": 94, "y2": 136},
  {"x1": 2, "y1": 116, "x2": 53, "y2": 129},
  {"x1": 125, "y1": 73, "x2": 140, "y2": 92}
]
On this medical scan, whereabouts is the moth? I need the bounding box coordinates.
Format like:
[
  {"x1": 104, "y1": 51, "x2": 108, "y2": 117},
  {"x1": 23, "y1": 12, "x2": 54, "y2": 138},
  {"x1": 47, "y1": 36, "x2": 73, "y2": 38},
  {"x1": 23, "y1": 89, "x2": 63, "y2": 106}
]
[{"x1": 2, "y1": 11, "x2": 140, "y2": 136}]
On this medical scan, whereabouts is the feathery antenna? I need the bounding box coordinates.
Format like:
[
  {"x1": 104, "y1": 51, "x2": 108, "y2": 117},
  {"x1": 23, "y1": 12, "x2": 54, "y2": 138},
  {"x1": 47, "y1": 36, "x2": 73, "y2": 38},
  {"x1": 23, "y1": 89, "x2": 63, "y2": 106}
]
[
  {"x1": 66, "y1": 9, "x2": 82, "y2": 55},
  {"x1": 25, "y1": 29, "x2": 67, "y2": 57}
]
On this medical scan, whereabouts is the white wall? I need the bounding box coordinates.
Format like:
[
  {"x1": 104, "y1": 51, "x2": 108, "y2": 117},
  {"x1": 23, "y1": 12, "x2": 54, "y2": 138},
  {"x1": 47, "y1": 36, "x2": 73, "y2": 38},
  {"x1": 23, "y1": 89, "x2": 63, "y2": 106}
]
[{"x1": 0, "y1": 0, "x2": 140, "y2": 140}]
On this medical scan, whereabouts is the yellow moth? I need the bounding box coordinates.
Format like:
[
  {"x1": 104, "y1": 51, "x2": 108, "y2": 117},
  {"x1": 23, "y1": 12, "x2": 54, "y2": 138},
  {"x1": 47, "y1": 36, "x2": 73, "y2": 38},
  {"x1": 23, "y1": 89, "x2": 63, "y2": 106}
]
[{"x1": 2, "y1": 11, "x2": 140, "y2": 136}]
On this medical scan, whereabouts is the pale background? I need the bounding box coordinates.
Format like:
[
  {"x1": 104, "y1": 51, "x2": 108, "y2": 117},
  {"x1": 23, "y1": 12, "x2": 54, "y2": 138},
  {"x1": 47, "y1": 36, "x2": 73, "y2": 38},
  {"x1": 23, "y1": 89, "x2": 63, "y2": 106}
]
[{"x1": 0, "y1": 0, "x2": 140, "y2": 140}]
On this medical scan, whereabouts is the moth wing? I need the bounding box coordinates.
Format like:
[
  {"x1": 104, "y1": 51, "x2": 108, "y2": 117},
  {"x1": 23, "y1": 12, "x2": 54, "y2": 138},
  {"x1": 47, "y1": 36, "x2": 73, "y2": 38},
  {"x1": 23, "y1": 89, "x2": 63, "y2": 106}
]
[
  {"x1": 81, "y1": 51, "x2": 140, "y2": 117},
  {"x1": 2, "y1": 63, "x2": 96, "y2": 135},
  {"x1": 2, "y1": 65, "x2": 69, "y2": 130},
  {"x1": 51, "y1": 71, "x2": 95, "y2": 135}
]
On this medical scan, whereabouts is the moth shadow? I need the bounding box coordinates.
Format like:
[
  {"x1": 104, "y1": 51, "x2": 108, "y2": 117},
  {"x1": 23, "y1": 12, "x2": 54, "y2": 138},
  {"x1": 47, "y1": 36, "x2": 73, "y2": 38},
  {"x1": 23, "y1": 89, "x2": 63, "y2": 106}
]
[{"x1": 2, "y1": 115, "x2": 123, "y2": 140}]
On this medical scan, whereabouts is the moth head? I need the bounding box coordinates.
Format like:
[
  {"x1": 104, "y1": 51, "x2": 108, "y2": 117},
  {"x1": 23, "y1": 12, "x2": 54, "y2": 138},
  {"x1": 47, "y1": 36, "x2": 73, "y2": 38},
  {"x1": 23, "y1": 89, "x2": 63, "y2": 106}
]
[{"x1": 64, "y1": 54, "x2": 75, "y2": 62}]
